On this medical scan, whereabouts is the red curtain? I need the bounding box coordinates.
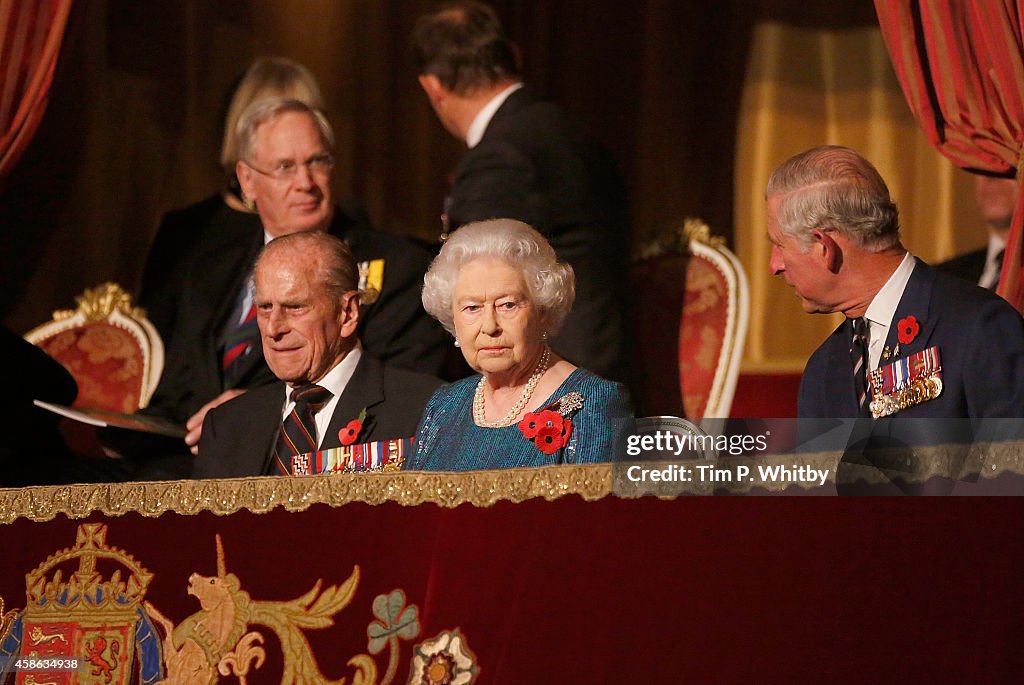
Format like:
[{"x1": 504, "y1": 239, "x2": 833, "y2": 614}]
[
  {"x1": 875, "y1": 0, "x2": 1024, "y2": 309},
  {"x1": 0, "y1": 0, "x2": 71, "y2": 181}
]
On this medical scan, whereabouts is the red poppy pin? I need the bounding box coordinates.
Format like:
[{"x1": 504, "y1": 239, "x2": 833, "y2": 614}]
[
  {"x1": 519, "y1": 409, "x2": 573, "y2": 454},
  {"x1": 339, "y1": 408, "x2": 368, "y2": 446},
  {"x1": 897, "y1": 315, "x2": 920, "y2": 345}
]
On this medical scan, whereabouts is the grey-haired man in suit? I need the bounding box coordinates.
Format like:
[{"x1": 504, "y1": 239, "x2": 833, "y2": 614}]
[
  {"x1": 194, "y1": 231, "x2": 441, "y2": 477},
  {"x1": 767, "y1": 145, "x2": 1024, "y2": 419}
]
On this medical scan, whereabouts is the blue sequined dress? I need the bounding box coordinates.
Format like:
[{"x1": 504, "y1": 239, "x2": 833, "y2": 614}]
[{"x1": 405, "y1": 368, "x2": 633, "y2": 471}]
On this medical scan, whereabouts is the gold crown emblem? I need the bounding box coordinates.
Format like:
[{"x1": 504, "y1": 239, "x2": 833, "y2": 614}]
[{"x1": 24, "y1": 523, "x2": 152, "y2": 619}]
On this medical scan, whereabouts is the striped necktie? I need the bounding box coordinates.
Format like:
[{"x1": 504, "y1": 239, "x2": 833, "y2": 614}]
[
  {"x1": 222, "y1": 302, "x2": 259, "y2": 387},
  {"x1": 987, "y1": 248, "x2": 1005, "y2": 290},
  {"x1": 850, "y1": 317, "x2": 871, "y2": 416},
  {"x1": 221, "y1": 275, "x2": 260, "y2": 389},
  {"x1": 273, "y1": 384, "x2": 333, "y2": 475}
]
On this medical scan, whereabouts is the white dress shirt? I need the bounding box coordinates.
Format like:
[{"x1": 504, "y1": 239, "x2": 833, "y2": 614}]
[
  {"x1": 280, "y1": 344, "x2": 363, "y2": 448},
  {"x1": 232, "y1": 229, "x2": 276, "y2": 326},
  {"x1": 465, "y1": 83, "x2": 524, "y2": 148},
  {"x1": 979, "y1": 233, "x2": 1007, "y2": 290},
  {"x1": 862, "y1": 251, "x2": 916, "y2": 370}
]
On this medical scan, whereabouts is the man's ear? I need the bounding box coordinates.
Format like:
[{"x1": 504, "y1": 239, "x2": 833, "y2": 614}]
[
  {"x1": 339, "y1": 291, "x2": 361, "y2": 338},
  {"x1": 418, "y1": 74, "x2": 445, "y2": 105},
  {"x1": 813, "y1": 229, "x2": 843, "y2": 273}
]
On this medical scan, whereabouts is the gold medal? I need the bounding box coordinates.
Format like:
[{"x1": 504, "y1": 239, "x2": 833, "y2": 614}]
[
  {"x1": 869, "y1": 372, "x2": 943, "y2": 418},
  {"x1": 357, "y1": 259, "x2": 385, "y2": 304}
]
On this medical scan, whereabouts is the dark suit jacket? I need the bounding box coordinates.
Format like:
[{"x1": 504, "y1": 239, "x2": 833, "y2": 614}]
[
  {"x1": 936, "y1": 247, "x2": 986, "y2": 286},
  {"x1": 448, "y1": 86, "x2": 631, "y2": 380},
  {"x1": 799, "y1": 259, "x2": 1024, "y2": 418},
  {"x1": 139, "y1": 194, "x2": 226, "y2": 342},
  {"x1": 141, "y1": 201, "x2": 446, "y2": 424},
  {"x1": 194, "y1": 353, "x2": 442, "y2": 478}
]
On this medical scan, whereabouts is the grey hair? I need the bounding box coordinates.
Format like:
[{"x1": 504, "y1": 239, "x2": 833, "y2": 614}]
[
  {"x1": 236, "y1": 98, "x2": 334, "y2": 164},
  {"x1": 256, "y1": 232, "x2": 358, "y2": 300},
  {"x1": 219, "y1": 57, "x2": 324, "y2": 173},
  {"x1": 422, "y1": 219, "x2": 575, "y2": 336},
  {"x1": 766, "y1": 145, "x2": 900, "y2": 252}
]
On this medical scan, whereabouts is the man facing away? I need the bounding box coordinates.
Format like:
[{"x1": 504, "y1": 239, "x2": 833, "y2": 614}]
[
  {"x1": 766, "y1": 145, "x2": 1024, "y2": 419},
  {"x1": 412, "y1": 1, "x2": 631, "y2": 382},
  {"x1": 194, "y1": 231, "x2": 442, "y2": 478}
]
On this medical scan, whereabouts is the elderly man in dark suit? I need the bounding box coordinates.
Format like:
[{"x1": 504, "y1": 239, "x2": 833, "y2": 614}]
[
  {"x1": 412, "y1": 1, "x2": 630, "y2": 382},
  {"x1": 194, "y1": 231, "x2": 442, "y2": 478},
  {"x1": 139, "y1": 98, "x2": 446, "y2": 457},
  {"x1": 766, "y1": 145, "x2": 1024, "y2": 419}
]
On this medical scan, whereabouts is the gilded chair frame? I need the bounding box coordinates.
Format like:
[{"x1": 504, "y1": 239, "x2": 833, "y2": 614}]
[
  {"x1": 24, "y1": 282, "x2": 164, "y2": 409},
  {"x1": 632, "y1": 219, "x2": 749, "y2": 418},
  {"x1": 681, "y1": 220, "x2": 749, "y2": 417}
]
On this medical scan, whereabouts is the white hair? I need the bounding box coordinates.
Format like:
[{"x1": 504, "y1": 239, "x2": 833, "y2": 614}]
[
  {"x1": 422, "y1": 219, "x2": 575, "y2": 335},
  {"x1": 766, "y1": 145, "x2": 900, "y2": 252},
  {"x1": 235, "y1": 98, "x2": 334, "y2": 163}
]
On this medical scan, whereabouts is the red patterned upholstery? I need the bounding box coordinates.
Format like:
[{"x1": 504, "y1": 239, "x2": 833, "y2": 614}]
[
  {"x1": 32, "y1": 323, "x2": 145, "y2": 413},
  {"x1": 680, "y1": 255, "x2": 730, "y2": 418},
  {"x1": 24, "y1": 283, "x2": 163, "y2": 412},
  {"x1": 630, "y1": 220, "x2": 749, "y2": 418}
]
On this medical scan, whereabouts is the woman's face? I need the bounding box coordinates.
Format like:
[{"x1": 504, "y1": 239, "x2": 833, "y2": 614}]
[{"x1": 452, "y1": 258, "x2": 546, "y2": 381}]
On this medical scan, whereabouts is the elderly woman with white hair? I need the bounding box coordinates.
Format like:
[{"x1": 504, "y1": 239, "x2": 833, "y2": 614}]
[{"x1": 404, "y1": 219, "x2": 633, "y2": 470}]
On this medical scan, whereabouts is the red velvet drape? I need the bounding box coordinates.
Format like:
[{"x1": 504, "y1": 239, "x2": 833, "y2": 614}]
[
  {"x1": 0, "y1": 0, "x2": 71, "y2": 181},
  {"x1": 875, "y1": 0, "x2": 1024, "y2": 309}
]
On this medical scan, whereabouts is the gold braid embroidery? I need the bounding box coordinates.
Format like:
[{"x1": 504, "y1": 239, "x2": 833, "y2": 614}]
[{"x1": 2, "y1": 443, "x2": 1024, "y2": 523}]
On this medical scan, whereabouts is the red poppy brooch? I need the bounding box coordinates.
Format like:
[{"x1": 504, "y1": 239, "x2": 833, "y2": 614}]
[
  {"x1": 897, "y1": 315, "x2": 920, "y2": 345},
  {"x1": 338, "y1": 408, "x2": 367, "y2": 446},
  {"x1": 518, "y1": 392, "x2": 584, "y2": 454}
]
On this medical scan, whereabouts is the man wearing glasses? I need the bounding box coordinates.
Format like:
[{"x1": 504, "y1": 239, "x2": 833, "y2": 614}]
[{"x1": 125, "y1": 99, "x2": 444, "y2": 471}]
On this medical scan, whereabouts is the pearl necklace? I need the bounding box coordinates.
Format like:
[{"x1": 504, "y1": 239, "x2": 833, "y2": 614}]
[{"x1": 473, "y1": 346, "x2": 551, "y2": 428}]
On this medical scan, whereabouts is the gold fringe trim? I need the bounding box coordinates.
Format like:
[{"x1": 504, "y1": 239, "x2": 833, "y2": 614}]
[
  {"x1": 615, "y1": 441, "x2": 1024, "y2": 496},
  {"x1": 1, "y1": 442, "x2": 1022, "y2": 523},
  {"x1": 0, "y1": 464, "x2": 614, "y2": 524},
  {"x1": 822, "y1": 439, "x2": 1024, "y2": 488}
]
